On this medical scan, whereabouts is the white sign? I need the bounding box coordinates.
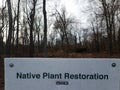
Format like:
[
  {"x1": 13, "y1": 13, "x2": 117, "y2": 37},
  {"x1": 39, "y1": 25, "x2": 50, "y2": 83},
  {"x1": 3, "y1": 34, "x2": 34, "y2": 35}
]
[{"x1": 5, "y1": 58, "x2": 120, "y2": 90}]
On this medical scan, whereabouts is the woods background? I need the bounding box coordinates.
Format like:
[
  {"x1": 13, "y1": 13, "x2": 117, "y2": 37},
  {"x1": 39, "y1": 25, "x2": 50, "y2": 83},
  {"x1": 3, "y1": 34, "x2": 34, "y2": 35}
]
[{"x1": 0, "y1": 0, "x2": 120, "y2": 57}]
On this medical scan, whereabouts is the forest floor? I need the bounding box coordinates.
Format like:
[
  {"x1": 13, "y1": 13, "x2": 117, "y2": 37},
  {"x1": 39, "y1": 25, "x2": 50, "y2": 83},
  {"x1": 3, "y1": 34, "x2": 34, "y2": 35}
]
[
  {"x1": 0, "y1": 59, "x2": 4, "y2": 90},
  {"x1": 0, "y1": 52, "x2": 120, "y2": 90}
]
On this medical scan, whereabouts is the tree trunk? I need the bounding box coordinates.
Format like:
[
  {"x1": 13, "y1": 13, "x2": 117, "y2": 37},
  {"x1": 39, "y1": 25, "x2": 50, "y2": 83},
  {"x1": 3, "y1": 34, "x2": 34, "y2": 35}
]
[
  {"x1": 0, "y1": 5, "x2": 6, "y2": 55},
  {"x1": 30, "y1": 21, "x2": 34, "y2": 57},
  {"x1": 101, "y1": 0, "x2": 113, "y2": 54},
  {"x1": 6, "y1": 0, "x2": 13, "y2": 57},
  {"x1": 16, "y1": 0, "x2": 20, "y2": 46},
  {"x1": 43, "y1": 0, "x2": 48, "y2": 57},
  {"x1": 118, "y1": 27, "x2": 120, "y2": 51},
  {"x1": 29, "y1": 0, "x2": 37, "y2": 57}
]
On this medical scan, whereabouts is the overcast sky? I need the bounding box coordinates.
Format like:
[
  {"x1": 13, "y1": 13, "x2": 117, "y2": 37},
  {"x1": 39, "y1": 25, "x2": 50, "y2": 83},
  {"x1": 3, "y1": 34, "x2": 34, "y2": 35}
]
[
  {"x1": 61, "y1": 0, "x2": 88, "y2": 16},
  {"x1": 49, "y1": 0, "x2": 89, "y2": 27},
  {"x1": 0, "y1": 0, "x2": 89, "y2": 27}
]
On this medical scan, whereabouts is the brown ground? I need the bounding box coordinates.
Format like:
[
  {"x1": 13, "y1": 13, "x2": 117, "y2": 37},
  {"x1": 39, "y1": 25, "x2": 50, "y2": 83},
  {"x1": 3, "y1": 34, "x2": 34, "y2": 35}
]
[
  {"x1": 0, "y1": 52, "x2": 120, "y2": 90},
  {"x1": 0, "y1": 59, "x2": 4, "y2": 90}
]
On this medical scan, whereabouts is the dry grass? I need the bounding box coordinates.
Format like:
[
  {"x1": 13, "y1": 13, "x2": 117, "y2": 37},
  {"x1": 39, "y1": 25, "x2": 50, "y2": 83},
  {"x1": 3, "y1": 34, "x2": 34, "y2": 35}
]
[{"x1": 47, "y1": 51, "x2": 120, "y2": 58}]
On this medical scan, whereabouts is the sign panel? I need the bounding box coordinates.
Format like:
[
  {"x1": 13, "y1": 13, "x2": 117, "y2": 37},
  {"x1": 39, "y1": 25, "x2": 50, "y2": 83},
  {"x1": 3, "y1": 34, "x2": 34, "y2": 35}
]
[{"x1": 5, "y1": 58, "x2": 120, "y2": 90}]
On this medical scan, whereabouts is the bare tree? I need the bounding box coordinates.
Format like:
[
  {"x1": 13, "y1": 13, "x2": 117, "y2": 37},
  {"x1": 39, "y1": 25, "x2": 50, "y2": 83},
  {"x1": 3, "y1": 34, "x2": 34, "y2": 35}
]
[
  {"x1": 29, "y1": 0, "x2": 37, "y2": 57},
  {"x1": 89, "y1": 0, "x2": 120, "y2": 53},
  {"x1": 34, "y1": 16, "x2": 42, "y2": 52},
  {"x1": 6, "y1": 0, "x2": 13, "y2": 56},
  {"x1": 99, "y1": 0, "x2": 120, "y2": 54},
  {"x1": 16, "y1": 0, "x2": 21, "y2": 46},
  {"x1": 90, "y1": 13, "x2": 100, "y2": 52},
  {"x1": 43, "y1": 0, "x2": 48, "y2": 57},
  {"x1": 0, "y1": 2, "x2": 7, "y2": 55},
  {"x1": 53, "y1": 7, "x2": 74, "y2": 51}
]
